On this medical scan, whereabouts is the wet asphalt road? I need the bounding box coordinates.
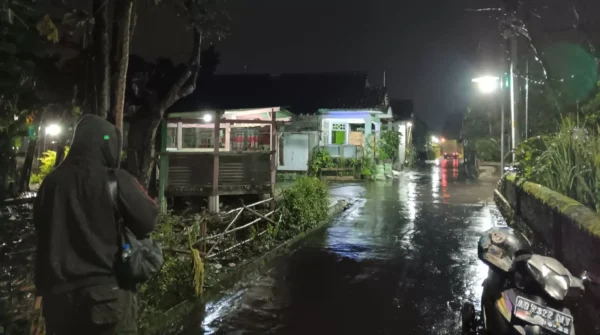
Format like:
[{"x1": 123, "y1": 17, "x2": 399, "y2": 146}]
[{"x1": 191, "y1": 163, "x2": 506, "y2": 335}]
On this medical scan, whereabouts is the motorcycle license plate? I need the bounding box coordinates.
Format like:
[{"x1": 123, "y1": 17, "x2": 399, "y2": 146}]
[{"x1": 514, "y1": 296, "x2": 572, "y2": 334}]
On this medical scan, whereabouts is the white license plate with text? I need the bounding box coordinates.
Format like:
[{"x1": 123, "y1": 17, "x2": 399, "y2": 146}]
[{"x1": 514, "y1": 296, "x2": 572, "y2": 334}]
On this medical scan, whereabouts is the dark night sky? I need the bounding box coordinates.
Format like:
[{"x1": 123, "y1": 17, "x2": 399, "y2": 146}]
[{"x1": 130, "y1": 0, "x2": 509, "y2": 130}]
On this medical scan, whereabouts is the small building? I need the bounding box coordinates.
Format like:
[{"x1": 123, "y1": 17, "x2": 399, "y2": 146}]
[
  {"x1": 275, "y1": 73, "x2": 391, "y2": 172},
  {"x1": 388, "y1": 99, "x2": 415, "y2": 170},
  {"x1": 157, "y1": 107, "x2": 293, "y2": 213},
  {"x1": 317, "y1": 86, "x2": 392, "y2": 159},
  {"x1": 159, "y1": 75, "x2": 297, "y2": 212},
  {"x1": 158, "y1": 72, "x2": 394, "y2": 209}
]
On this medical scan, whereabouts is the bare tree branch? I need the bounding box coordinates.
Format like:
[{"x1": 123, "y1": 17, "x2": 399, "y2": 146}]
[{"x1": 159, "y1": 28, "x2": 202, "y2": 111}]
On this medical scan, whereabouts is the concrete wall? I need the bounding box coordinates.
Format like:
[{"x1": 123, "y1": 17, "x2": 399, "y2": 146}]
[
  {"x1": 278, "y1": 132, "x2": 319, "y2": 172},
  {"x1": 393, "y1": 121, "x2": 407, "y2": 171},
  {"x1": 495, "y1": 174, "x2": 600, "y2": 333}
]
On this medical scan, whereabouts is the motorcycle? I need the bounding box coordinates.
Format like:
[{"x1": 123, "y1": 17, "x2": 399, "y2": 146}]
[{"x1": 462, "y1": 227, "x2": 590, "y2": 335}]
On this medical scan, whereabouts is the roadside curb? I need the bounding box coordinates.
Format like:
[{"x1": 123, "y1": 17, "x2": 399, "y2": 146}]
[
  {"x1": 202, "y1": 199, "x2": 350, "y2": 300},
  {"x1": 144, "y1": 198, "x2": 351, "y2": 334},
  {"x1": 494, "y1": 174, "x2": 600, "y2": 334}
]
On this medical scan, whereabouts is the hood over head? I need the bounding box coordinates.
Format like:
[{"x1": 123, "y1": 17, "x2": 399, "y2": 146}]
[{"x1": 66, "y1": 114, "x2": 122, "y2": 168}]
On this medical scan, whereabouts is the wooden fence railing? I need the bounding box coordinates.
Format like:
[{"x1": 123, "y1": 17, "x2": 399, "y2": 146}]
[{"x1": 193, "y1": 197, "x2": 282, "y2": 260}]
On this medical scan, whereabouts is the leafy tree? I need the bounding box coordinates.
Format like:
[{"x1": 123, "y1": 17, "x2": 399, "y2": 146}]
[
  {"x1": 411, "y1": 117, "x2": 429, "y2": 152},
  {"x1": 0, "y1": 0, "x2": 59, "y2": 197},
  {"x1": 581, "y1": 83, "x2": 600, "y2": 127},
  {"x1": 378, "y1": 130, "x2": 401, "y2": 163},
  {"x1": 124, "y1": 0, "x2": 230, "y2": 188},
  {"x1": 30, "y1": 1, "x2": 230, "y2": 190}
]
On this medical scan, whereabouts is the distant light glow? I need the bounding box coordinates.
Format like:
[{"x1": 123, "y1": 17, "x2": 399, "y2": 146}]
[
  {"x1": 202, "y1": 114, "x2": 213, "y2": 122},
  {"x1": 472, "y1": 76, "x2": 500, "y2": 94},
  {"x1": 431, "y1": 136, "x2": 439, "y2": 144},
  {"x1": 46, "y1": 124, "x2": 61, "y2": 136},
  {"x1": 406, "y1": 122, "x2": 413, "y2": 128}
]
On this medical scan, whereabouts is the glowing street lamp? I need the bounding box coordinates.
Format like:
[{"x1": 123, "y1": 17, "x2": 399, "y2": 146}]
[
  {"x1": 202, "y1": 114, "x2": 213, "y2": 122},
  {"x1": 472, "y1": 75, "x2": 505, "y2": 172},
  {"x1": 45, "y1": 124, "x2": 61, "y2": 136},
  {"x1": 472, "y1": 76, "x2": 500, "y2": 94},
  {"x1": 431, "y1": 136, "x2": 439, "y2": 144}
]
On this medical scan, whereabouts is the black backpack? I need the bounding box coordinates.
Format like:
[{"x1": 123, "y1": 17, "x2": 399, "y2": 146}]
[{"x1": 107, "y1": 170, "x2": 164, "y2": 287}]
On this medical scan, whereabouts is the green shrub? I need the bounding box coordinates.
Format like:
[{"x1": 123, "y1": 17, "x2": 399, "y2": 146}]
[
  {"x1": 138, "y1": 213, "x2": 198, "y2": 331},
  {"x1": 30, "y1": 147, "x2": 70, "y2": 184},
  {"x1": 378, "y1": 130, "x2": 401, "y2": 162},
  {"x1": 474, "y1": 138, "x2": 501, "y2": 162},
  {"x1": 535, "y1": 120, "x2": 599, "y2": 212},
  {"x1": 514, "y1": 136, "x2": 549, "y2": 180},
  {"x1": 426, "y1": 147, "x2": 436, "y2": 160},
  {"x1": 515, "y1": 118, "x2": 600, "y2": 212},
  {"x1": 308, "y1": 149, "x2": 362, "y2": 177},
  {"x1": 280, "y1": 176, "x2": 329, "y2": 236},
  {"x1": 308, "y1": 149, "x2": 334, "y2": 176}
]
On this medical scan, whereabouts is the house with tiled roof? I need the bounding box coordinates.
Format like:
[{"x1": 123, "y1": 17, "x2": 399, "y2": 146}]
[
  {"x1": 168, "y1": 71, "x2": 392, "y2": 171},
  {"x1": 156, "y1": 71, "x2": 393, "y2": 212}
]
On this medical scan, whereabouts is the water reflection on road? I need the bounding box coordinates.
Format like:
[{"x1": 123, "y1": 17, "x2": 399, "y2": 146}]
[{"x1": 188, "y1": 164, "x2": 505, "y2": 335}]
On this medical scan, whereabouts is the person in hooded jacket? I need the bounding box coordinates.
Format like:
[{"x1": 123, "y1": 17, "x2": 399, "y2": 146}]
[{"x1": 33, "y1": 115, "x2": 159, "y2": 334}]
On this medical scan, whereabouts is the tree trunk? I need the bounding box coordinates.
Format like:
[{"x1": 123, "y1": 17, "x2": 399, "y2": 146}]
[
  {"x1": 18, "y1": 138, "x2": 37, "y2": 193},
  {"x1": 93, "y1": 0, "x2": 110, "y2": 119},
  {"x1": 0, "y1": 135, "x2": 13, "y2": 200},
  {"x1": 127, "y1": 29, "x2": 203, "y2": 188},
  {"x1": 127, "y1": 114, "x2": 162, "y2": 189},
  {"x1": 110, "y1": 0, "x2": 135, "y2": 130},
  {"x1": 18, "y1": 111, "x2": 45, "y2": 193}
]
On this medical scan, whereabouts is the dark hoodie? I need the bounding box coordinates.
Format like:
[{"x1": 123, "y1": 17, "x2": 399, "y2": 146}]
[{"x1": 33, "y1": 115, "x2": 158, "y2": 295}]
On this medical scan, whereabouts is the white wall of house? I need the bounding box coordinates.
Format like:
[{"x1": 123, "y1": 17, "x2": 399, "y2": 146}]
[
  {"x1": 277, "y1": 131, "x2": 319, "y2": 172},
  {"x1": 392, "y1": 120, "x2": 413, "y2": 170},
  {"x1": 318, "y1": 112, "x2": 382, "y2": 146}
]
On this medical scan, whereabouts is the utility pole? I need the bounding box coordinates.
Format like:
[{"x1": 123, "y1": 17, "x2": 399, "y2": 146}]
[
  {"x1": 503, "y1": 0, "x2": 520, "y2": 159},
  {"x1": 525, "y1": 57, "x2": 529, "y2": 139},
  {"x1": 500, "y1": 76, "x2": 505, "y2": 173},
  {"x1": 509, "y1": 14, "x2": 520, "y2": 160}
]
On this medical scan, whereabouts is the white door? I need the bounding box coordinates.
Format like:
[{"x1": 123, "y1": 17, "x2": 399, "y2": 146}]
[{"x1": 279, "y1": 134, "x2": 310, "y2": 171}]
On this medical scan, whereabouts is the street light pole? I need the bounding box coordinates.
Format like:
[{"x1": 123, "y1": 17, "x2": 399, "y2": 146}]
[
  {"x1": 525, "y1": 57, "x2": 529, "y2": 139},
  {"x1": 509, "y1": 14, "x2": 520, "y2": 160},
  {"x1": 500, "y1": 76, "x2": 505, "y2": 173},
  {"x1": 472, "y1": 75, "x2": 503, "y2": 171}
]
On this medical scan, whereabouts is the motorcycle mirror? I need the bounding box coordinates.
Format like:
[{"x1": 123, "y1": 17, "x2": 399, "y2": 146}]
[{"x1": 581, "y1": 271, "x2": 600, "y2": 285}]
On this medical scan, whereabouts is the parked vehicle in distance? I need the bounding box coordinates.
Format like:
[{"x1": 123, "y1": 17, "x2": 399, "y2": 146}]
[
  {"x1": 440, "y1": 138, "x2": 463, "y2": 160},
  {"x1": 444, "y1": 152, "x2": 459, "y2": 159}
]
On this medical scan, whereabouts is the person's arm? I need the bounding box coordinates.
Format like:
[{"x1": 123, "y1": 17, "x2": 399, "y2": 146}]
[{"x1": 114, "y1": 169, "x2": 158, "y2": 238}]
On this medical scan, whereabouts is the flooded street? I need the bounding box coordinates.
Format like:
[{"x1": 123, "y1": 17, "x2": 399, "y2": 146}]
[{"x1": 188, "y1": 163, "x2": 505, "y2": 335}]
